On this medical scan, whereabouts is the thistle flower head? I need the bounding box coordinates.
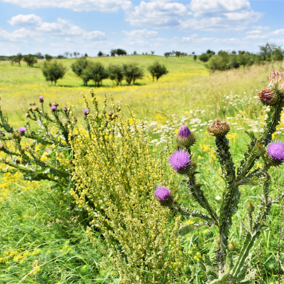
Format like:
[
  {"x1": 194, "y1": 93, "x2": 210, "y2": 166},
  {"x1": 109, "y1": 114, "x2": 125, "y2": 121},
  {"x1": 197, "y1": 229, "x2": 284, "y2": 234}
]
[
  {"x1": 208, "y1": 120, "x2": 230, "y2": 136},
  {"x1": 84, "y1": 109, "x2": 89, "y2": 115},
  {"x1": 177, "y1": 125, "x2": 196, "y2": 148},
  {"x1": 155, "y1": 186, "x2": 173, "y2": 206},
  {"x1": 18, "y1": 127, "x2": 26, "y2": 135},
  {"x1": 178, "y1": 125, "x2": 191, "y2": 137},
  {"x1": 267, "y1": 141, "x2": 284, "y2": 164},
  {"x1": 63, "y1": 106, "x2": 67, "y2": 111},
  {"x1": 269, "y1": 69, "x2": 284, "y2": 83},
  {"x1": 155, "y1": 186, "x2": 171, "y2": 201},
  {"x1": 51, "y1": 106, "x2": 57, "y2": 111},
  {"x1": 258, "y1": 88, "x2": 277, "y2": 105},
  {"x1": 39, "y1": 96, "x2": 44, "y2": 102},
  {"x1": 169, "y1": 149, "x2": 191, "y2": 174}
]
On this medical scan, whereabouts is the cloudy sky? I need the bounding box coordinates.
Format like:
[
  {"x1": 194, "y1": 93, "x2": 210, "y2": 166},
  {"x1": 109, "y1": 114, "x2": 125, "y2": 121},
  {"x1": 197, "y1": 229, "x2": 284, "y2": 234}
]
[{"x1": 0, "y1": 0, "x2": 284, "y2": 56}]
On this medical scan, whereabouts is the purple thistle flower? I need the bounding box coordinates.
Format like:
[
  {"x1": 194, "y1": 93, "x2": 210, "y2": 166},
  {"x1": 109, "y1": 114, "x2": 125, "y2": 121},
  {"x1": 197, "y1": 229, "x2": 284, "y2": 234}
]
[
  {"x1": 39, "y1": 96, "x2": 44, "y2": 102},
  {"x1": 51, "y1": 106, "x2": 57, "y2": 111},
  {"x1": 84, "y1": 109, "x2": 89, "y2": 115},
  {"x1": 155, "y1": 186, "x2": 171, "y2": 201},
  {"x1": 267, "y1": 141, "x2": 284, "y2": 161},
  {"x1": 178, "y1": 125, "x2": 191, "y2": 137},
  {"x1": 18, "y1": 127, "x2": 26, "y2": 133},
  {"x1": 169, "y1": 149, "x2": 191, "y2": 172}
]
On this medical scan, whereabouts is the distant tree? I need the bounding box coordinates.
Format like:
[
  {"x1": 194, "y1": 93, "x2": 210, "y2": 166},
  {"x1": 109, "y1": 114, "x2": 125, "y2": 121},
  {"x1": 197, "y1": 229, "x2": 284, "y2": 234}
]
[
  {"x1": 45, "y1": 54, "x2": 53, "y2": 61},
  {"x1": 147, "y1": 61, "x2": 168, "y2": 81},
  {"x1": 151, "y1": 51, "x2": 155, "y2": 55},
  {"x1": 84, "y1": 62, "x2": 109, "y2": 86},
  {"x1": 71, "y1": 58, "x2": 89, "y2": 85},
  {"x1": 57, "y1": 55, "x2": 65, "y2": 59},
  {"x1": 116, "y1": 49, "x2": 127, "y2": 56},
  {"x1": 193, "y1": 55, "x2": 197, "y2": 61},
  {"x1": 108, "y1": 64, "x2": 124, "y2": 85},
  {"x1": 35, "y1": 52, "x2": 44, "y2": 59},
  {"x1": 231, "y1": 51, "x2": 237, "y2": 55},
  {"x1": 42, "y1": 61, "x2": 67, "y2": 85},
  {"x1": 64, "y1": 52, "x2": 69, "y2": 58},
  {"x1": 238, "y1": 50, "x2": 246, "y2": 55},
  {"x1": 199, "y1": 53, "x2": 210, "y2": 63},
  {"x1": 175, "y1": 51, "x2": 181, "y2": 57},
  {"x1": 122, "y1": 63, "x2": 144, "y2": 85},
  {"x1": 84, "y1": 53, "x2": 88, "y2": 57},
  {"x1": 133, "y1": 51, "x2": 137, "y2": 55},
  {"x1": 110, "y1": 49, "x2": 117, "y2": 56},
  {"x1": 23, "y1": 54, "x2": 38, "y2": 67},
  {"x1": 171, "y1": 51, "x2": 176, "y2": 56},
  {"x1": 98, "y1": 51, "x2": 104, "y2": 57},
  {"x1": 164, "y1": 52, "x2": 171, "y2": 58},
  {"x1": 12, "y1": 53, "x2": 23, "y2": 66},
  {"x1": 273, "y1": 48, "x2": 283, "y2": 61},
  {"x1": 259, "y1": 43, "x2": 277, "y2": 60},
  {"x1": 192, "y1": 52, "x2": 195, "y2": 55}
]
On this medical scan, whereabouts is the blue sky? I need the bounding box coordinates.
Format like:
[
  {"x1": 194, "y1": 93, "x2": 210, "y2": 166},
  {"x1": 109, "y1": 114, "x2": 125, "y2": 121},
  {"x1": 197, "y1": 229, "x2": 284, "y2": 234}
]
[{"x1": 0, "y1": 0, "x2": 284, "y2": 56}]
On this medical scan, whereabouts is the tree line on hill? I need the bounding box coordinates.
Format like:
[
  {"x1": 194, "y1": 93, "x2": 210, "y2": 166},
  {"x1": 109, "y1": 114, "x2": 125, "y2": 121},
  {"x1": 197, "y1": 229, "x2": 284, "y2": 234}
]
[
  {"x1": 40, "y1": 58, "x2": 168, "y2": 86},
  {"x1": 199, "y1": 43, "x2": 284, "y2": 72}
]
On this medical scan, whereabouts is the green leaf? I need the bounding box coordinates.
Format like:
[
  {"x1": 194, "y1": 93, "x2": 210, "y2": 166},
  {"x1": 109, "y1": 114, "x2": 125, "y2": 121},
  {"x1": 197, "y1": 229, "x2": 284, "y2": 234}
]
[{"x1": 179, "y1": 222, "x2": 207, "y2": 236}]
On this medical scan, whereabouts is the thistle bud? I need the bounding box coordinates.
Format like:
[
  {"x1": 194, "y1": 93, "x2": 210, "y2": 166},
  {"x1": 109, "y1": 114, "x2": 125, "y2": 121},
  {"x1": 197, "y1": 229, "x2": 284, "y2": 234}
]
[
  {"x1": 255, "y1": 143, "x2": 266, "y2": 156},
  {"x1": 25, "y1": 113, "x2": 30, "y2": 118},
  {"x1": 154, "y1": 186, "x2": 173, "y2": 206},
  {"x1": 246, "y1": 202, "x2": 255, "y2": 213},
  {"x1": 267, "y1": 141, "x2": 284, "y2": 166},
  {"x1": 18, "y1": 127, "x2": 26, "y2": 136},
  {"x1": 32, "y1": 105, "x2": 39, "y2": 112},
  {"x1": 15, "y1": 159, "x2": 20, "y2": 164},
  {"x1": 176, "y1": 125, "x2": 196, "y2": 148},
  {"x1": 13, "y1": 132, "x2": 21, "y2": 139},
  {"x1": 208, "y1": 120, "x2": 230, "y2": 137},
  {"x1": 28, "y1": 106, "x2": 33, "y2": 112},
  {"x1": 258, "y1": 88, "x2": 277, "y2": 105},
  {"x1": 169, "y1": 149, "x2": 191, "y2": 175},
  {"x1": 228, "y1": 242, "x2": 236, "y2": 251},
  {"x1": 0, "y1": 143, "x2": 5, "y2": 151},
  {"x1": 53, "y1": 102, "x2": 59, "y2": 107}
]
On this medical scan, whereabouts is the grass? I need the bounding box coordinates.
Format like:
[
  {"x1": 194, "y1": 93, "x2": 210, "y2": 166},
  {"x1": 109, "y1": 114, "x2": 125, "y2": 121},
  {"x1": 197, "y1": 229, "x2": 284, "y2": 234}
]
[{"x1": 1, "y1": 56, "x2": 284, "y2": 282}]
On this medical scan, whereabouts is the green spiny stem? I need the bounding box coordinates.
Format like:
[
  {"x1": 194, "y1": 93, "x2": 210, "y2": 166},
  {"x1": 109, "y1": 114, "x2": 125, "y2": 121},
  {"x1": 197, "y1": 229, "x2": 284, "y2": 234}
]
[
  {"x1": 187, "y1": 181, "x2": 219, "y2": 226},
  {"x1": 248, "y1": 212, "x2": 253, "y2": 232},
  {"x1": 172, "y1": 203, "x2": 213, "y2": 222},
  {"x1": 214, "y1": 136, "x2": 235, "y2": 183}
]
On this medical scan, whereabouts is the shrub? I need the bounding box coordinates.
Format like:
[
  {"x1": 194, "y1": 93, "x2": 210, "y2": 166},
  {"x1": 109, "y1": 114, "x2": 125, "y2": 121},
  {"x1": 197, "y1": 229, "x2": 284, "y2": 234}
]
[
  {"x1": 199, "y1": 53, "x2": 210, "y2": 63},
  {"x1": 147, "y1": 61, "x2": 168, "y2": 81},
  {"x1": 42, "y1": 61, "x2": 67, "y2": 85},
  {"x1": 45, "y1": 54, "x2": 52, "y2": 61},
  {"x1": 23, "y1": 54, "x2": 38, "y2": 67},
  {"x1": 108, "y1": 64, "x2": 124, "y2": 85},
  {"x1": 122, "y1": 63, "x2": 144, "y2": 85},
  {"x1": 71, "y1": 58, "x2": 89, "y2": 85},
  {"x1": 116, "y1": 48, "x2": 127, "y2": 56},
  {"x1": 84, "y1": 62, "x2": 109, "y2": 86},
  {"x1": 70, "y1": 92, "x2": 190, "y2": 283},
  {"x1": 11, "y1": 53, "x2": 23, "y2": 66}
]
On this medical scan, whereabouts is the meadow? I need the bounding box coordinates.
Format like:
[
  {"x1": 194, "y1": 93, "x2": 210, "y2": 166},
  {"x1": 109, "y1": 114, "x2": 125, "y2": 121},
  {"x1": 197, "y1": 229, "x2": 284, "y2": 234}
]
[{"x1": 1, "y1": 55, "x2": 284, "y2": 283}]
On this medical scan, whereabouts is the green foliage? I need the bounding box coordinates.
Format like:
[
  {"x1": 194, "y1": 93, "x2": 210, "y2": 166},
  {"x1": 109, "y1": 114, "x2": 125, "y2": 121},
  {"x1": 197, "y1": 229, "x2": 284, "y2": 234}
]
[
  {"x1": 122, "y1": 62, "x2": 144, "y2": 85},
  {"x1": 23, "y1": 54, "x2": 38, "y2": 67},
  {"x1": 0, "y1": 100, "x2": 75, "y2": 188},
  {"x1": 42, "y1": 61, "x2": 67, "y2": 85},
  {"x1": 84, "y1": 62, "x2": 109, "y2": 86},
  {"x1": 147, "y1": 61, "x2": 169, "y2": 81},
  {"x1": 44, "y1": 54, "x2": 53, "y2": 61},
  {"x1": 11, "y1": 53, "x2": 23, "y2": 66},
  {"x1": 107, "y1": 64, "x2": 124, "y2": 85},
  {"x1": 199, "y1": 53, "x2": 210, "y2": 63},
  {"x1": 71, "y1": 58, "x2": 89, "y2": 85}
]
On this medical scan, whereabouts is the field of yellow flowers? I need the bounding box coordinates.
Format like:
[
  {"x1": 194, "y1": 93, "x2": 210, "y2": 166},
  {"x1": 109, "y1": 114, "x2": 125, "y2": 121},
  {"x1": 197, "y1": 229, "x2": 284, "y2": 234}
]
[{"x1": 0, "y1": 56, "x2": 284, "y2": 283}]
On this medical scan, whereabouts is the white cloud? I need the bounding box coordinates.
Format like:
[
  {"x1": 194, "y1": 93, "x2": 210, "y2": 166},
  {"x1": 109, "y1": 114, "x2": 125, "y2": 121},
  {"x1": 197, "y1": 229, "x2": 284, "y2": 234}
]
[
  {"x1": 8, "y1": 14, "x2": 42, "y2": 26},
  {"x1": 1, "y1": 0, "x2": 132, "y2": 12},
  {"x1": 245, "y1": 34, "x2": 267, "y2": 40},
  {"x1": 126, "y1": 1, "x2": 189, "y2": 27},
  {"x1": 252, "y1": 25, "x2": 270, "y2": 31},
  {"x1": 2, "y1": 15, "x2": 105, "y2": 42},
  {"x1": 272, "y1": 29, "x2": 284, "y2": 35},
  {"x1": 181, "y1": 0, "x2": 263, "y2": 31},
  {"x1": 123, "y1": 29, "x2": 158, "y2": 39}
]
